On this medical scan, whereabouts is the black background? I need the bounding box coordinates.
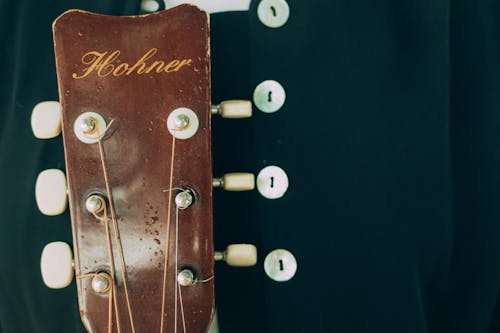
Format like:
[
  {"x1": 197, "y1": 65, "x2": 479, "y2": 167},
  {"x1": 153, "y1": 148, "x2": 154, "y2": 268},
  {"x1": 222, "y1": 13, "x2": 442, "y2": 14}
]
[{"x1": 1, "y1": 0, "x2": 500, "y2": 332}]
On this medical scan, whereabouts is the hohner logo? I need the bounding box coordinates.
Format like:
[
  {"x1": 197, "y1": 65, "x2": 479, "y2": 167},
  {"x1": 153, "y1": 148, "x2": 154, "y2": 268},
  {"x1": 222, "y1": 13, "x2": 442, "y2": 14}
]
[{"x1": 72, "y1": 48, "x2": 193, "y2": 79}]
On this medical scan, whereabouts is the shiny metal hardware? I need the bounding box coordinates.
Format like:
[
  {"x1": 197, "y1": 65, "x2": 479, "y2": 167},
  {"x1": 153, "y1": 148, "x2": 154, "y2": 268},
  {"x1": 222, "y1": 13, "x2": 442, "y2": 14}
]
[
  {"x1": 85, "y1": 194, "x2": 105, "y2": 214},
  {"x1": 177, "y1": 268, "x2": 196, "y2": 286},
  {"x1": 173, "y1": 114, "x2": 190, "y2": 130},
  {"x1": 74, "y1": 112, "x2": 107, "y2": 144},
  {"x1": 175, "y1": 190, "x2": 194, "y2": 209},
  {"x1": 91, "y1": 272, "x2": 112, "y2": 293},
  {"x1": 167, "y1": 107, "x2": 199, "y2": 139}
]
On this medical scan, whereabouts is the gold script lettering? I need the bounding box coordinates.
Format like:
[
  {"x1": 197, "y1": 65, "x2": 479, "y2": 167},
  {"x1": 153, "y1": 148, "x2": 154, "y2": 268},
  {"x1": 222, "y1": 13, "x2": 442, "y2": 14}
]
[
  {"x1": 127, "y1": 48, "x2": 159, "y2": 75},
  {"x1": 72, "y1": 51, "x2": 106, "y2": 79},
  {"x1": 72, "y1": 48, "x2": 193, "y2": 79},
  {"x1": 145, "y1": 60, "x2": 165, "y2": 74},
  {"x1": 113, "y1": 63, "x2": 129, "y2": 76},
  {"x1": 97, "y1": 50, "x2": 120, "y2": 77},
  {"x1": 171, "y1": 59, "x2": 192, "y2": 72}
]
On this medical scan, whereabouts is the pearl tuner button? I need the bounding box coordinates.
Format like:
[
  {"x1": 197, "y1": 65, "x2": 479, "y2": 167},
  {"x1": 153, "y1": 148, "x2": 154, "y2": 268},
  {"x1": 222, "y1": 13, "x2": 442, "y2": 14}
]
[
  {"x1": 74, "y1": 112, "x2": 107, "y2": 144},
  {"x1": 167, "y1": 107, "x2": 199, "y2": 139}
]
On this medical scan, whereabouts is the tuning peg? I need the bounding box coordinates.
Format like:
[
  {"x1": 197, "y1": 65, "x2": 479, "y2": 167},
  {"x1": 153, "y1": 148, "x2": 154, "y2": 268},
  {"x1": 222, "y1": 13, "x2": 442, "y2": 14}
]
[
  {"x1": 211, "y1": 100, "x2": 252, "y2": 118},
  {"x1": 40, "y1": 241, "x2": 74, "y2": 289},
  {"x1": 215, "y1": 244, "x2": 257, "y2": 267},
  {"x1": 35, "y1": 169, "x2": 68, "y2": 216},
  {"x1": 213, "y1": 173, "x2": 255, "y2": 191},
  {"x1": 31, "y1": 101, "x2": 62, "y2": 139}
]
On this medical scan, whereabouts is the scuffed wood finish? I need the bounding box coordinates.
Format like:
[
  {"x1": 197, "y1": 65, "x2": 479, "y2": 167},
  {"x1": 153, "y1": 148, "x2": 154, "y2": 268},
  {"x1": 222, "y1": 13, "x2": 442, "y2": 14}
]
[{"x1": 53, "y1": 5, "x2": 213, "y2": 332}]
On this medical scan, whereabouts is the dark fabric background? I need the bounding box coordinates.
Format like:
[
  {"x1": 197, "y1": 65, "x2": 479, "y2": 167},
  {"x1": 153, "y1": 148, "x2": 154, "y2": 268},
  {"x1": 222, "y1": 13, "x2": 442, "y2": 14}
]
[{"x1": 1, "y1": 0, "x2": 500, "y2": 332}]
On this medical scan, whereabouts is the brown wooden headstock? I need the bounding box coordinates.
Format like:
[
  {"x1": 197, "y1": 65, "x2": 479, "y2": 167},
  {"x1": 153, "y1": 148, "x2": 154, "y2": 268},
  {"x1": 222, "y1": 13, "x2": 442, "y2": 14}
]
[{"x1": 53, "y1": 5, "x2": 213, "y2": 332}]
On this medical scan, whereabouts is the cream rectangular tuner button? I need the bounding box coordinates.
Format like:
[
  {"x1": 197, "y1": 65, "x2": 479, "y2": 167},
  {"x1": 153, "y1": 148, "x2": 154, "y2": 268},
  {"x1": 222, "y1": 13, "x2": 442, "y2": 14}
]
[
  {"x1": 35, "y1": 169, "x2": 68, "y2": 216},
  {"x1": 212, "y1": 100, "x2": 252, "y2": 118},
  {"x1": 225, "y1": 244, "x2": 257, "y2": 267},
  {"x1": 213, "y1": 173, "x2": 255, "y2": 191},
  {"x1": 31, "y1": 101, "x2": 62, "y2": 139},
  {"x1": 40, "y1": 241, "x2": 74, "y2": 289}
]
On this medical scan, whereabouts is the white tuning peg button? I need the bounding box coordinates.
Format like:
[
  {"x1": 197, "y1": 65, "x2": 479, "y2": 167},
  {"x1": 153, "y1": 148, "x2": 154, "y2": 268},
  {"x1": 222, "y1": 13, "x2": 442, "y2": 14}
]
[
  {"x1": 264, "y1": 249, "x2": 297, "y2": 282},
  {"x1": 256, "y1": 165, "x2": 289, "y2": 199},
  {"x1": 40, "y1": 241, "x2": 74, "y2": 289},
  {"x1": 31, "y1": 101, "x2": 62, "y2": 139},
  {"x1": 212, "y1": 100, "x2": 252, "y2": 118},
  {"x1": 213, "y1": 173, "x2": 255, "y2": 191},
  {"x1": 35, "y1": 169, "x2": 68, "y2": 216},
  {"x1": 215, "y1": 244, "x2": 257, "y2": 267}
]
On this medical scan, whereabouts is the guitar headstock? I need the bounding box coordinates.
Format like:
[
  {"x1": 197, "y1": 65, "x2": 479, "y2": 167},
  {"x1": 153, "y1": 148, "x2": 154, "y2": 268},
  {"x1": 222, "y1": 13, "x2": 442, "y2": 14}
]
[
  {"x1": 54, "y1": 6, "x2": 213, "y2": 332},
  {"x1": 32, "y1": 5, "x2": 256, "y2": 332}
]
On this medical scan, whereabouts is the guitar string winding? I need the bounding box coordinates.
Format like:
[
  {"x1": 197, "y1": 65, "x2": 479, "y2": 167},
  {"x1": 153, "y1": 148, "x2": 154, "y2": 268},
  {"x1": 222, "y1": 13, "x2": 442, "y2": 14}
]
[
  {"x1": 76, "y1": 272, "x2": 114, "y2": 333},
  {"x1": 76, "y1": 201, "x2": 122, "y2": 333},
  {"x1": 96, "y1": 120, "x2": 136, "y2": 332},
  {"x1": 160, "y1": 137, "x2": 216, "y2": 332},
  {"x1": 91, "y1": 203, "x2": 121, "y2": 333},
  {"x1": 197, "y1": 276, "x2": 215, "y2": 283}
]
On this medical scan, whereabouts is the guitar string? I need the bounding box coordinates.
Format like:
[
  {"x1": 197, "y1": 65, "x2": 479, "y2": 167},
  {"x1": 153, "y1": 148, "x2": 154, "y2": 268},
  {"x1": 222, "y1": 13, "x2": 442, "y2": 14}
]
[
  {"x1": 93, "y1": 122, "x2": 122, "y2": 333},
  {"x1": 197, "y1": 276, "x2": 215, "y2": 283},
  {"x1": 169, "y1": 190, "x2": 213, "y2": 333},
  {"x1": 109, "y1": 282, "x2": 114, "y2": 333},
  {"x1": 178, "y1": 282, "x2": 187, "y2": 333},
  {"x1": 161, "y1": 141, "x2": 215, "y2": 333},
  {"x1": 160, "y1": 128, "x2": 176, "y2": 333},
  {"x1": 174, "y1": 206, "x2": 179, "y2": 333},
  {"x1": 94, "y1": 195, "x2": 121, "y2": 333},
  {"x1": 76, "y1": 271, "x2": 116, "y2": 333},
  {"x1": 96, "y1": 121, "x2": 136, "y2": 333},
  {"x1": 174, "y1": 205, "x2": 188, "y2": 333},
  {"x1": 92, "y1": 204, "x2": 121, "y2": 333},
  {"x1": 76, "y1": 194, "x2": 121, "y2": 332}
]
